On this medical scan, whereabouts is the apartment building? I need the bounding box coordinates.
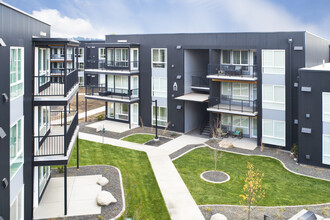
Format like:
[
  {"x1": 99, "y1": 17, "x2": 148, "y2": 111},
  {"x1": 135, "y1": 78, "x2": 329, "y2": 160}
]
[
  {"x1": 84, "y1": 32, "x2": 330, "y2": 168},
  {"x1": 0, "y1": 2, "x2": 79, "y2": 219}
]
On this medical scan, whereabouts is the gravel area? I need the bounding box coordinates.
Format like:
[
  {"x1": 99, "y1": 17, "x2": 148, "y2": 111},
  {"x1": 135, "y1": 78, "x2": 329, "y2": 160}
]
[
  {"x1": 51, "y1": 165, "x2": 124, "y2": 220},
  {"x1": 206, "y1": 139, "x2": 330, "y2": 181},
  {"x1": 170, "y1": 144, "x2": 202, "y2": 160},
  {"x1": 201, "y1": 171, "x2": 229, "y2": 183},
  {"x1": 200, "y1": 204, "x2": 330, "y2": 220},
  {"x1": 79, "y1": 121, "x2": 181, "y2": 142},
  {"x1": 144, "y1": 136, "x2": 172, "y2": 147}
]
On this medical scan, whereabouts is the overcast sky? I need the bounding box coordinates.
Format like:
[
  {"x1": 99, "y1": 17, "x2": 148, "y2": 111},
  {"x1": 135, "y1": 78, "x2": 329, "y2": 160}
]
[{"x1": 4, "y1": 0, "x2": 330, "y2": 40}]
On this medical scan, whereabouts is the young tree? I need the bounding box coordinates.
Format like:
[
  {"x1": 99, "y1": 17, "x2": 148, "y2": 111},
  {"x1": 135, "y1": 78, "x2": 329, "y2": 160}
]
[
  {"x1": 240, "y1": 162, "x2": 265, "y2": 220},
  {"x1": 213, "y1": 148, "x2": 223, "y2": 171}
]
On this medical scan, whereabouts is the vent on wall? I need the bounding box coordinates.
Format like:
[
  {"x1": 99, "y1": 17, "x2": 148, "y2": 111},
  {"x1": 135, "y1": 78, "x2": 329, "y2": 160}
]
[
  {"x1": 301, "y1": 127, "x2": 312, "y2": 134},
  {"x1": 117, "y1": 40, "x2": 127, "y2": 43},
  {"x1": 301, "y1": 87, "x2": 312, "y2": 92},
  {"x1": 294, "y1": 46, "x2": 304, "y2": 51}
]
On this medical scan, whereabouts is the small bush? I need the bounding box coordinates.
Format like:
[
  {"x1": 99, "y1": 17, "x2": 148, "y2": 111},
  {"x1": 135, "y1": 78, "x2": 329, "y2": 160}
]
[
  {"x1": 57, "y1": 166, "x2": 64, "y2": 173},
  {"x1": 96, "y1": 114, "x2": 105, "y2": 121},
  {"x1": 291, "y1": 144, "x2": 298, "y2": 158}
]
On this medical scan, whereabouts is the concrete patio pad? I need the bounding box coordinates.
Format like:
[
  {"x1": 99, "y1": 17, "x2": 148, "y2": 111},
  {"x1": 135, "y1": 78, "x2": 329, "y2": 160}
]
[
  {"x1": 86, "y1": 120, "x2": 139, "y2": 133},
  {"x1": 34, "y1": 175, "x2": 102, "y2": 219},
  {"x1": 220, "y1": 137, "x2": 257, "y2": 150}
]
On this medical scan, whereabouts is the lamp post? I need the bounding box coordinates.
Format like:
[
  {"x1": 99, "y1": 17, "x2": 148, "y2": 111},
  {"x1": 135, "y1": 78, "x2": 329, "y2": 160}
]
[{"x1": 152, "y1": 99, "x2": 159, "y2": 141}]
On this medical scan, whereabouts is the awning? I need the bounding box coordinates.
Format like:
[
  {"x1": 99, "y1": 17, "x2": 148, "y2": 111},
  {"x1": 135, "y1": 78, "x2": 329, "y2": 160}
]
[{"x1": 175, "y1": 93, "x2": 209, "y2": 102}]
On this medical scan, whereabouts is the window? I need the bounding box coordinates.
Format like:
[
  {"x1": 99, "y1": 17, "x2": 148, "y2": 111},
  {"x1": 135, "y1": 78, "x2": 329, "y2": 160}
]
[
  {"x1": 10, "y1": 47, "x2": 24, "y2": 99},
  {"x1": 79, "y1": 76, "x2": 84, "y2": 86},
  {"x1": 152, "y1": 106, "x2": 168, "y2": 127},
  {"x1": 38, "y1": 166, "x2": 50, "y2": 196},
  {"x1": 221, "y1": 114, "x2": 231, "y2": 126},
  {"x1": 78, "y1": 48, "x2": 84, "y2": 58},
  {"x1": 115, "y1": 75, "x2": 128, "y2": 90},
  {"x1": 152, "y1": 48, "x2": 167, "y2": 68},
  {"x1": 131, "y1": 48, "x2": 139, "y2": 70},
  {"x1": 232, "y1": 115, "x2": 249, "y2": 135},
  {"x1": 262, "y1": 50, "x2": 285, "y2": 74},
  {"x1": 233, "y1": 50, "x2": 248, "y2": 65},
  {"x1": 222, "y1": 50, "x2": 231, "y2": 64},
  {"x1": 10, "y1": 187, "x2": 23, "y2": 220},
  {"x1": 323, "y1": 92, "x2": 330, "y2": 122},
  {"x1": 252, "y1": 117, "x2": 258, "y2": 138},
  {"x1": 115, "y1": 48, "x2": 128, "y2": 67},
  {"x1": 38, "y1": 48, "x2": 50, "y2": 85},
  {"x1": 78, "y1": 62, "x2": 84, "y2": 71},
  {"x1": 107, "y1": 102, "x2": 115, "y2": 119},
  {"x1": 115, "y1": 103, "x2": 128, "y2": 121},
  {"x1": 232, "y1": 83, "x2": 249, "y2": 100},
  {"x1": 262, "y1": 85, "x2": 285, "y2": 110},
  {"x1": 39, "y1": 106, "x2": 49, "y2": 136},
  {"x1": 323, "y1": 134, "x2": 330, "y2": 165},
  {"x1": 107, "y1": 48, "x2": 114, "y2": 66},
  {"x1": 10, "y1": 118, "x2": 24, "y2": 179},
  {"x1": 221, "y1": 82, "x2": 231, "y2": 96},
  {"x1": 152, "y1": 77, "x2": 167, "y2": 97},
  {"x1": 262, "y1": 119, "x2": 285, "y2": 146},
  {"x1": 99, "y1": 48, "x2": 105, "y2": 59}
]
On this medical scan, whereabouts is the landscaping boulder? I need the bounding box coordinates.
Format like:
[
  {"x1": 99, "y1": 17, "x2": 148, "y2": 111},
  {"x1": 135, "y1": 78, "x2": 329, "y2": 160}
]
[
  {"x1": 210, "y1": 213, "x2": 227, "y2": 220},
  {"x1": 219, "y1": 140, "x2": 233, "y2": 149},
  {"x1": 97, "y1": 177, "x2": 109, "y2": 186},
  {"x1": 96, "y1": 191, "x2": 117, "y2": 206}
]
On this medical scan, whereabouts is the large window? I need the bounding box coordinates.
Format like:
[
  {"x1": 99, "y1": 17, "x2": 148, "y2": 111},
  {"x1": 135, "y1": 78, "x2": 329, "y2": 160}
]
[
  {"x1": 233, "y1": 115, "x2": 249, "y2": 135},
  {"x1": 232, "y1": 83, "x2": 249, "y2": 100},
  {"x1": 233, "y1": 50, "x2": 248, "y2": 65},
  {"x1": 323, "y1": 134, "x2": 330, "y2": 165},
  {"x1": 10, "y1": 187, "x2": 23, "y2": 220},
  {"x1": 262, "y1": 119, "x2": 285, "y2": 146},
  {"x1": 38, "y1": 48, "x2": 50, "y2": 85},
  {"x1": 38, "y1": 166, "x2": 50, "y2": 196},
  {"x1": 78, "y1": 62, "x2": 84, "y2": 71},
  {"x1": 152, "y1": 106, "x2": 168, "y2": 127},
  {"x1": 221, "y1": 50, "x2": 231, "y2": 64},
  {"x1": 152, "y1": 48, "x2": 167, "y2": 68},
  {"x1": 39, "y1": 106, "x2": 50, "y2": 136},
  {"x1": 99, "y1": 48, "x2": 106, "y2": 59},
  {"x1": 10, "y1": 47, "x2": 24, "y2": 99},
  {"x1": 323, "y1": 92, "x2": 330, "y2": 122},
  {"x1": 10, "y1": 118, "x2": 24, "y2": 179},
  {"x1": 107, "y1": 48, "x2": 114, "y2": 66},
  {"x1": 115, "y1": 48, "x2": 128, "y2": 67},
  {"x1": 115, "y1": 103, "x2": 128, "y2": 121},
  {"x1": 221, "y1": 82, "x2": 231, "y2": 96},
  {"x1": 262, "y1": 85, "x2": 285, "y2": 110},
  {"x1": 262, "y1": 50, "x2": 285, "y2": 74},
  {"x1": 152, "y1": 77, "x2": 167, "y2": 97}
]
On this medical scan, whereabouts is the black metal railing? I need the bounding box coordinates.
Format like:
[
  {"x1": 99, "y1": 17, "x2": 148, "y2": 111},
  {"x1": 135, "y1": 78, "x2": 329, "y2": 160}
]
[
  {"x1": 209, "y1": 96, "x2": 257, "y2": 113},
  {"x1": 85, "y1": 60, "x2": 139, "y2": 71},
  {"x1": 192, "y1": 76, "x2": 209, "y2": 88},
  {"x1": 208, "y1": 64, "x2": 257, "y2": 78},
  {"x1": 50, "y1": 111, "x2": 64, "y2": 126},
  {"x1": 85, "y1": 86, "x2": 139, "y2": 100},
  {"x1": 34, "y1": 69, "x2": 78, "y2": 97},
  {"x1": 34, "y1": 111, "x2": 78, "y2": 157},
  {"x1": 51, "y1": 54, "x2": 73, "y2": 60}
]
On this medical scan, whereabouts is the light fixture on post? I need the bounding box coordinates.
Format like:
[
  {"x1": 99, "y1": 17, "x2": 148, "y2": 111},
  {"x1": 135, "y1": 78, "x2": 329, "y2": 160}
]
[{"x1": 152, "y1": 99, "x2": 159, "y2": 141}]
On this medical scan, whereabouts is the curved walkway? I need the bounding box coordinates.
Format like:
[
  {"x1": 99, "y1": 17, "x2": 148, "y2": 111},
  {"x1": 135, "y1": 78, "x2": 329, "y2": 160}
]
[{"x1": 79, "y1": 132, "x2": 208, "y2": 220}]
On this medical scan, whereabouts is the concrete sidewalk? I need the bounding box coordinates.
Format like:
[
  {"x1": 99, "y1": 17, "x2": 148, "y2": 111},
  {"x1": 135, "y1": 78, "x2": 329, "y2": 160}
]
[
  {"x1": 78, "y1": 106, "x2": 105, "y2": 120},
  {"x1": 79, "y1": 131, "x2": 206, "y2": 220}
]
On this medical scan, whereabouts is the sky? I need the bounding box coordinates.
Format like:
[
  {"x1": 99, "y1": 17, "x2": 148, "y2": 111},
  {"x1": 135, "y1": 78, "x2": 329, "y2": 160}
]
[{"x1": 3, "y1": 0, "x2": 330, "y2": 40}]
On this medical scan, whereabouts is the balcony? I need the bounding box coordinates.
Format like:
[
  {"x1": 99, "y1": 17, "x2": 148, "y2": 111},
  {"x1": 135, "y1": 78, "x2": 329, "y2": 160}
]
[
  {"x1": 191, "y1": 76, "x2": 209, "y2": 91},
  {"x1": 51, "y1": 54, "x2": 73, "y2": 60},
  {"x1": 34, "y1": 69, "x2": 78, "y2": 97},
  {"x1": 207, "y1": 64, "x2": 257, "y2": 82},
  {"x1": 85, "y1": 85, "x2": 139, "y2": 103},
  {"x1": 34, "y1": 111, "x2": 78, "y2": 165},
  {"x1": 85, "y1": 60, "x2": 139, "y2": 74},
  {"x1": 207, "y1": 96, "x2": 258, "y2": 116}
]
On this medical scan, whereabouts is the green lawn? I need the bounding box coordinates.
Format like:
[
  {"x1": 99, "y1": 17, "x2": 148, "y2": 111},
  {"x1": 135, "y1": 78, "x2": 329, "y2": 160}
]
[
  {"x1": 68, "y1": 139, "x2": 170, "y2": 219},
  {"x1": 122, "y1": 134, "x2": 155, "y2": 144},
  {"x1": 173, "y1": 147, "x2": 330, "y2": 206}
]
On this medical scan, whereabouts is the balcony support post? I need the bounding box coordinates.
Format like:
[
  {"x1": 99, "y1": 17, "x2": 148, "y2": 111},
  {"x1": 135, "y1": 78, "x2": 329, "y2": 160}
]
[
  {"x1": 64, "y1": 45, "x2": 67, "y2": 96},
  {"x1": 128, "y1": 104, "x2": 131, "y2": 129},
  {"x1": 64, "y1": 105, "x2": 67, "y2": 156},
  {"x1": 64, "y1": 165, "x2": 67, "y2": 215},
  {"x1": 76, "y1": 135, "x2": 79, "y2": 169},
  {"x1": 85, "y1": 98, "x2": 87, "y2": 122}
]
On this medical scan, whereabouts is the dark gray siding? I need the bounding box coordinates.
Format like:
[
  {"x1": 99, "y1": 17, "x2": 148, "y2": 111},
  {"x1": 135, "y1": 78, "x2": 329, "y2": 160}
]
[
  {"x1": 305, "y1": 32, "x2": 329, "y2": 67},
  {"x1": 0, "y1": 3, "x2": 50, "y2": 219},
  {"x1": 298, "y1": 69, "x2": 330, "y2": 168}
]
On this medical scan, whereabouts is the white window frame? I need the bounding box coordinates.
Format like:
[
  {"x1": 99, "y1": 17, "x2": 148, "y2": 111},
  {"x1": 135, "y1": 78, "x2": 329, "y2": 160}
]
[
  {"x1": 262, "y1": 49, "x2": 285, "y2": 75},
  {"x1": 232, "y1": 50, "x2": 249, "y2": 65},
  {"x1": 10, "y1": 117, "x2": 24, "y2": 180},
  {"x1": 10, "y1": 186, "x2": 24, "y2": 220},
  {"x1": 78, "y1": 62, "x2": 84, "y2": 71},
  {"x1": 78, "y1": 47, "x2": 84, "y2": 58},
  {"x1": 322, "y1": 134, "x2": 330, "y2": 165},
  {"x1": 152, "y1": 48, "x2": 167, "y2": 68},
  {"x1": 322, "y1": 92, "x2": 330, "y2": 122},
  {"x1": 38, "y1": 48, "x2": 50, "y2": 86},
  {"x1": 262, "y1": 119, "x2": 285, "y2": 143},
  {"x1": 152, "y1": 106, "x2": 168, "y2": 127},
  {"x1": 10, "y1": 47, "x2": 24, "y2": 100},
  {"x1": 262, "y1": 84, "x2": 285, "y2": 110},
  {"x1": 221, "y1": 50, "x2": 231, "y2": 65},
  {"x1": 232, "y1": 82, "x2": 249, "y2": 100},
  {"x1": 98, "y1": 48, "x2": 106, "y2": 60},
  {"x1": 130, "y1": 48, "x2": 139, "y2": 70},
  {"x1": 152, "y1": 77, "x2": 167, "y2": 98},
  {"x1": 115, "y1": 48, "x2": 128, "y2": 66}
]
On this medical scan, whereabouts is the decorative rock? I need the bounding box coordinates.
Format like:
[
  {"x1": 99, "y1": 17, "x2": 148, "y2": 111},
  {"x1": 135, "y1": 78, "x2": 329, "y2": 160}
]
[
  {"x1": 96, "y1": 191, "x2": 117, "y2": 206},
  {"x1": 210, "y1": 213, "x2": 228, "y2": 220},
  {"x1": 97, "y1": 177, "x2": 109, "y2": 186},
  {"x1": 219, "y1": 140, "x2": 233, "y2": 149}
]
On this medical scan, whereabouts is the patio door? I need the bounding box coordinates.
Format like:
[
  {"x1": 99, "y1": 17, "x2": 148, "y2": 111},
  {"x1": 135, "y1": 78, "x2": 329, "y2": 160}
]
[
  {"x1": 251, "y1": 117, "x2": 257, "y2": 138},
  {"x1": 131, "y1": 103, "x2": 139, "y2": 125},
  {"x1": 130, "y1": 48, "x2": 139, "y2": 70},
  {"x1": 131, "y1": 76, "x2": 139, "y2": 97},
  {"x1": 38, "y1": 166, "x2": 50, "y2": 197}
]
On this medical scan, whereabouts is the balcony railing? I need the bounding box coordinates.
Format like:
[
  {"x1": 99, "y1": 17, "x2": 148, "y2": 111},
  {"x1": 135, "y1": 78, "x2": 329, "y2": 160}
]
[
  {"x1": 192, "y1": 76, "x2": 209, "y2": 88},
  {"x1": 34, "y1": 111, "x2": 78, "y2": 157},
  {"x1": 209, "y1": 96, "x2": 257, "y2": 113},
  {"x1": 51, "y1": 54, "x2": 73, "y2": 60},
  {"x1": 85, "y1": 60, "x2": 139, "y2": 71},
  {"x1": 208, "y1": 64, "x2": 257, "y2": 78},
  {"x1": 34, "y1": 69, "x2": 78, "y2": 97},
  {"x1": 85, "y1": 86, "x2": 139, "y2": 100}
]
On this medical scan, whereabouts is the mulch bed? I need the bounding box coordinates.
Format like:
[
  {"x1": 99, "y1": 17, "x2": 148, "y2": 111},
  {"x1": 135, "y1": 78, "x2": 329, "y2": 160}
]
[
  {"x1": 169, "y1": 144, "x2": 202, "y2": 160},
  {"x1": 201, "y1": 171, "x2": 229, "y2": 183},
  {"x1": 144, "y1": 136, "x2": 172, "y2": 147},
  {"x1": 51, "y1": 165, "x2": 124, "y2": 220}
]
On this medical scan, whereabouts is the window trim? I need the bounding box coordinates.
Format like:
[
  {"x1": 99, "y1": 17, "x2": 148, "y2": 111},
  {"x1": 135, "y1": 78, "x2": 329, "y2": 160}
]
[
  {"x1": 262, "y1": 84, "x2": 285, "y2": 104},
  {"x1": 98, "y1": 48, "x2": 106, "y2": 60},
  {"x1": 151, "y1": 48, "x2": 167, "y2": 69},
  {"x1": 221, "y1": 50, "x2": 231, "y2": 65},
  {"x1": 262, "y1": 49, "x2": 285, "y2": 75},
  {"x1": 322, "y1": 92, "x2": 330, "y2": 122},
  {"x1": 10, "y1": 47, "x2": 24, "y2": 101},
  {"x1": 262, "y1": 119, "x2": 285, "y2": 140},
  {"x1": 232, "y1": 50, "x2": 249, "y2": 65}
]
